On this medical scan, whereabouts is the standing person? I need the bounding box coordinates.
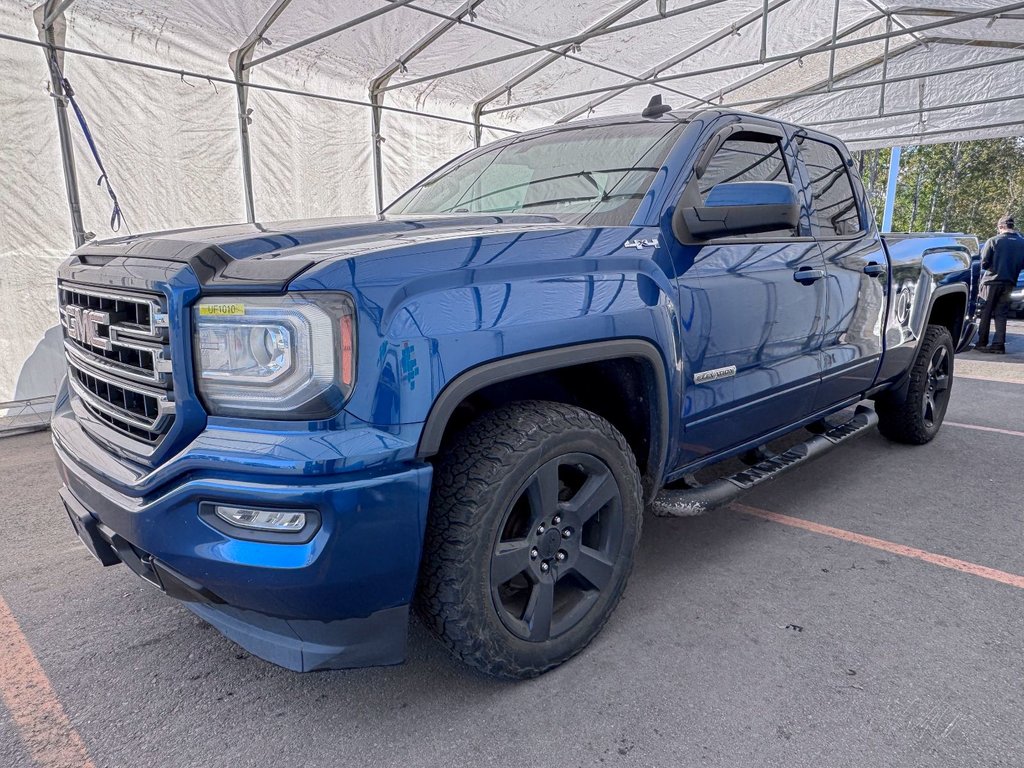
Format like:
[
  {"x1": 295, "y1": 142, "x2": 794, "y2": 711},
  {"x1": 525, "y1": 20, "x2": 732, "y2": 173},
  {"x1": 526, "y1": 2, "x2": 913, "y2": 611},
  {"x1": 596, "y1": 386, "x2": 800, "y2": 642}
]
[{"x1": 975, "y1": 214, "x2": 1024, "y2": 354}]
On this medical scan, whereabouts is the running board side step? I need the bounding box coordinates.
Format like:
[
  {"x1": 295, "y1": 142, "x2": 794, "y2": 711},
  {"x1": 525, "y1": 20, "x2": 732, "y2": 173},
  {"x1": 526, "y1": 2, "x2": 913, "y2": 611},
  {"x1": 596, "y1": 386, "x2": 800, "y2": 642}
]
[{"x1": 651, "y1": 405, "x2": 879, "y2": 518}]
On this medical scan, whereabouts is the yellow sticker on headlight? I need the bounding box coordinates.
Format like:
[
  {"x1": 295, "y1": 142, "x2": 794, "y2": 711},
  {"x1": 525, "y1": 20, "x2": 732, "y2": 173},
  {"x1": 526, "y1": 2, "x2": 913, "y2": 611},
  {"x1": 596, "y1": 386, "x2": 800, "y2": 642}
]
[{"x1": 199, "y1": 303, "x2": 245, "y2": 316}]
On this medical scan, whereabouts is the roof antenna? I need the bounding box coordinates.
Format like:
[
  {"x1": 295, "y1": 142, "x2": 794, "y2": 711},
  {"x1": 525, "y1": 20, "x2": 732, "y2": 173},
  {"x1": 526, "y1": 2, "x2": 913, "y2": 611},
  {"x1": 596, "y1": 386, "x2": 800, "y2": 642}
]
[{"x1": 641, "y1": 94, "x2": 672, "y2": 118}]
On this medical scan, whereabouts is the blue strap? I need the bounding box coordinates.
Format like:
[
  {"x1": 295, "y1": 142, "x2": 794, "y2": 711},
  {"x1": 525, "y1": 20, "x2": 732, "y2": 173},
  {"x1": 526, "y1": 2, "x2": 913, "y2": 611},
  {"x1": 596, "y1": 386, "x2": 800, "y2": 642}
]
[{"x1": 49, "y1": 53, "x2": 128, "y2": 234}]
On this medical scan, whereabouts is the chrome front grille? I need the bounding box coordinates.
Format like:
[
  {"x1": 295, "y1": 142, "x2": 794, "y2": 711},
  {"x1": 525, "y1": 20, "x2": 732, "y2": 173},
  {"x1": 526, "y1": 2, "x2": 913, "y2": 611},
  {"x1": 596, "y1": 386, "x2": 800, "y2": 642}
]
[{"x1": 59, "y1": 282, "x2": 175, "y2": 443}]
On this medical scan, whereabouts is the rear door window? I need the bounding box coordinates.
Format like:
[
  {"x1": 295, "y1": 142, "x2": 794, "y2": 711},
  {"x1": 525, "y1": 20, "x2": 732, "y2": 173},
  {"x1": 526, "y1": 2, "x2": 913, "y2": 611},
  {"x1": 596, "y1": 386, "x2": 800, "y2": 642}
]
[{"x1": 798, "y1": 137, "x2": 863, "y2": 237}]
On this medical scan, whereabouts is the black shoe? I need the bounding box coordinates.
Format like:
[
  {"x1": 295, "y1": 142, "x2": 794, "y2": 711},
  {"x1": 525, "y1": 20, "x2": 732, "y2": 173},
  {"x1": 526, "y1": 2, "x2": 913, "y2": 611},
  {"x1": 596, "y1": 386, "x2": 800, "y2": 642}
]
[
  {"x1": 971, "y1": 344, "x2": 989, "y2": 352},
  {"x1": 979, "y1": 345, "x2": 1006, "y2": 354}
]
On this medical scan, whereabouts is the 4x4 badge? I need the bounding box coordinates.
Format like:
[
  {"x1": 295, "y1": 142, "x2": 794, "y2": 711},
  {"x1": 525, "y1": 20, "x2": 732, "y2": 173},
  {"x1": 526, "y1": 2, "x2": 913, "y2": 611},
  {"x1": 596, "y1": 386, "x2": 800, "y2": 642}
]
[{"x1": 624, "y1": 237, "x2": 659, "y2": 250}]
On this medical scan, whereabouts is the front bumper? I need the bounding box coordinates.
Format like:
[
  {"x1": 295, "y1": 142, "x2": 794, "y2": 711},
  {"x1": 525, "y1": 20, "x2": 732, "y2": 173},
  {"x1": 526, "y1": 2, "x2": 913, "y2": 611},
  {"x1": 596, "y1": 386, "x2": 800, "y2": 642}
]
[{"x1": 52, "y1": 386, "x2": 433, "y2": 672}]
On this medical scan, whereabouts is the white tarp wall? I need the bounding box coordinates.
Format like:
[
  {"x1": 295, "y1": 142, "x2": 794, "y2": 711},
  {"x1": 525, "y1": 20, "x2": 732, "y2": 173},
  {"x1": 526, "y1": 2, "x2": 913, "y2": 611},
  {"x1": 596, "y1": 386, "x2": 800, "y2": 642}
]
[{"x1": 1, "y1": 0, "x2": 1022, "y2": 404}]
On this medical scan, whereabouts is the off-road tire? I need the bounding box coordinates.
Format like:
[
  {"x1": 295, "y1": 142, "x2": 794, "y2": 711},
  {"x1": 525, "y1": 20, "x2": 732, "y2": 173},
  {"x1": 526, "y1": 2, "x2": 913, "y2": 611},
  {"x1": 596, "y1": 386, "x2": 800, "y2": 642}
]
[
  {"x1": 876, "y1": 324, "x2": 954, "y2": 445},
  {"x1": 417, "y1": 400, "x2": 643, "y2": 679}
]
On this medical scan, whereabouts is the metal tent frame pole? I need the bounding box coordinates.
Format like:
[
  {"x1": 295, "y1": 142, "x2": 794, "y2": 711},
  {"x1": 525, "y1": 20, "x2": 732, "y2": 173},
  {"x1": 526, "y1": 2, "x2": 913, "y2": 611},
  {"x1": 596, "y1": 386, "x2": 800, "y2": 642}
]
[
  {"x1": 40, "y1": 0, "x2": 74, "y2": 27},
  {"x1": 34, "y1": 0, "x2": 86, "y2": 247},
  {"x1": 604, "y1": 3, "x2": 1008, "y2": 119},
  {"x1": 555, "y1": 0, "x2": 794, "y2": 124},
  {"x1": 369, "y1": 0, "x2": 485, "y2": 213},
  {"x1": 878, "y1": 13, "x2": 893, "y2": 117},
  {"x1": 481, "y1": 1, "x2": 1024, "y2": 116},
  {"x1": 233, "y1": 72, "x2": 256, "y2": 223},
  {"x1": 893, "y1": 6, "x2": 1024, "y2": 20},
  {"x1": 806, "y1": 92, "x2": 1024, "y2": 129},
  {"x1": 470, "y1": 0, "x2": 658, "y2": 145},
  {"x1": 729, "y1": 40, "x2": 923, "y2": 115},
  {"x1": 710, "y1": 48, "x2": 1024, "y2": 112},
  {"x1": 228, "y1": 0, "x2": 295, "y2": 224},
  {"x1": 759, "y1": 0, "x2": 770, "y2": 62},
  {"x1": 827, "y1": 0, "x2": 841, "y2": 89},
  {"x1": 388, "y1": 0, "x2": 730, "y2": 145},
  {"x1": 849, "y1": 118, "x2": 1024, "y2": 145},
  {"x1": 1, "y1": 30, "x2": 522, "y2": 135},
  {"x1": 18, "y1": 0, "x2": 1024, "y2": 242},
  {"x1": 388, "y1": 0, "x2": 738, "y2": 96},
  {"x1": 245, "y1": 1, "x2": 418, "y2": 70},
  {"x1": 459, "y1": 0, "x2": 717, "y2": 145},
  {"x1": 230, "y1": 0, "x2": 424, "y2": 220},
  {"x1": 679, "y1": 13, "x2": 913, "y2": 113},
  {"x1": 470, "y1": 0, "x2": 649, "y2": 144},
  {"x1": 751, "y1": 36, "x2": 1024, "y2": 117},
  {"x1": 864, "y1": 0, "x2": 929, "y2": 45}
]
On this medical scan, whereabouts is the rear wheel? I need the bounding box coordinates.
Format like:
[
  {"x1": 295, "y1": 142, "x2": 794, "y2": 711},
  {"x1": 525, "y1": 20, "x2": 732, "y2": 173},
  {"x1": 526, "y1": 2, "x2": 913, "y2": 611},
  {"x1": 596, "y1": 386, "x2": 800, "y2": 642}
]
[
  {"x1": 417, "y1": 401, "x2": 642, "y2": 679},
  {"x1": 876, "y1": 324, "x2": 954, "y2": 445}
]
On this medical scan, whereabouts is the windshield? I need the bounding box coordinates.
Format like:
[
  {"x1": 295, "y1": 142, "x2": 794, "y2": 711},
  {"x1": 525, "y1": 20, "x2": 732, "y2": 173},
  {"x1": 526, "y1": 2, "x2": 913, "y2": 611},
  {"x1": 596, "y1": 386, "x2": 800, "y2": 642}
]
[{"x1": 386, "y1": 120, "x2": 684, "y2": 226}]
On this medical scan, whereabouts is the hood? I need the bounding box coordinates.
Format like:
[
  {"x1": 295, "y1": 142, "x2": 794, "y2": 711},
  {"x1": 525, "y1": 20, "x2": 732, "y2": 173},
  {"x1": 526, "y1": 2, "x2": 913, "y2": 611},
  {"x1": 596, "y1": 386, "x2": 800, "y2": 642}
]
[{"x1": 69, "y1": 214, "x2": 569, "y2": 290}]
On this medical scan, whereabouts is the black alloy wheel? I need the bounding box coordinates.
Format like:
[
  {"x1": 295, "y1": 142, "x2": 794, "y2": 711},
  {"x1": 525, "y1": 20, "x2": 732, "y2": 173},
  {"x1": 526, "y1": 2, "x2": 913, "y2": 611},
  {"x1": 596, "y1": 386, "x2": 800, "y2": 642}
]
[
  {"x1": 490, "y1": 453, "x2": 624, "y2": 643},
  {"x1": 417, "y1": 400, "x2": 642, "y2": 679},
  {"x1": 922, "y1": 343, "x2": 951, "y2": 430},
  {"x1": 876, "y1": 324, "x2": 954, "y2": 444}
]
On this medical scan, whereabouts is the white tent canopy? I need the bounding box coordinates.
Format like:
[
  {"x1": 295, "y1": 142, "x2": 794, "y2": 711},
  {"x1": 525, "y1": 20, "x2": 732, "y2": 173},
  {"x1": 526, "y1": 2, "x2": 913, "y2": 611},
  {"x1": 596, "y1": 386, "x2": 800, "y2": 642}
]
[{"x1": 1, "y1": 0, "x2": 1022, "y2": 405}]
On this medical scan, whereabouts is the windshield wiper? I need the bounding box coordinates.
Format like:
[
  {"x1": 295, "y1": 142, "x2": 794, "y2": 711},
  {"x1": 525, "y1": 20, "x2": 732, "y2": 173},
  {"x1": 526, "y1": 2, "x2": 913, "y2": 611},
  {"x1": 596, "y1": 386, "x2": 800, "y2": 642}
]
[
  {"x1": 516, "y1": 191, "x2": 643, "y2": 210},
  {"x1": 440, "y1": 167, "x2": 658, "y2": 212}
]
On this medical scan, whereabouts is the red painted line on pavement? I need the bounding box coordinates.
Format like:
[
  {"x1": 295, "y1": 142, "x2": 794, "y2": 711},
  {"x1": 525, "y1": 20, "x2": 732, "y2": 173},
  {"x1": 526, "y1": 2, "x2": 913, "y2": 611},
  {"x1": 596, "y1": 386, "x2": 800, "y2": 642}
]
[
  {"x1": 732, "y1": 502, "x2": 1024, "y2": 590},
  {"x1": 946, "y1": 421, "x2": 1024, "y2": 438},
  {"x1": 0, "y1": 594, "x2": 95, "y2": 768}
]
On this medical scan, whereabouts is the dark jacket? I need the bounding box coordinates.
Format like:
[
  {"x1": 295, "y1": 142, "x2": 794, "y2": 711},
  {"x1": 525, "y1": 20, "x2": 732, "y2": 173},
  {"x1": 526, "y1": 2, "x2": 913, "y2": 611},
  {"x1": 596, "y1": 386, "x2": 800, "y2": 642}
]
[{"x1": 981, "y1": 231, "x2": 1024, "y2": 284}]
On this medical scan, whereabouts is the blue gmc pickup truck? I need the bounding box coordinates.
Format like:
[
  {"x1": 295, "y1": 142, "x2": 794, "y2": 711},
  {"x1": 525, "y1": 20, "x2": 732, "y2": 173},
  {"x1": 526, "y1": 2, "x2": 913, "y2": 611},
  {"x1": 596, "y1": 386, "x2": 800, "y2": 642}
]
[{"x1": 53, "y1": 105, "x2": 977, "y2": 678}]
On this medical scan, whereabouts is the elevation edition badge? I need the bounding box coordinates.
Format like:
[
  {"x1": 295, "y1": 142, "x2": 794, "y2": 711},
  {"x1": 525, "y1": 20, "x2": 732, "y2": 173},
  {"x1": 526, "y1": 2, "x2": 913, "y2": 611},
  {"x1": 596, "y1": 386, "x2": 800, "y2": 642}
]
[{"x1": 693, "y1": 365, "x2": 737, "y2": 384}]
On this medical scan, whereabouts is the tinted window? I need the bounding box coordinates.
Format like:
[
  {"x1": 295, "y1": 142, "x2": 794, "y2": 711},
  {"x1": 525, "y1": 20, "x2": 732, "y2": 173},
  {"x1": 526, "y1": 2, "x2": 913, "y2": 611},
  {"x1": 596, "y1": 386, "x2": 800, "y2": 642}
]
[
  {"x1": 699, "y1": 137, "x2": 790, "y2": 199},
  {"x1": 799, "y1": 137, "x2": 862, "y2": 236},
  {"x1": 698, "y1": 136, "x2": 794, "y2": 238},
  {"x1": 387, "y1": 121, "x2": 683, "y2": 226}
]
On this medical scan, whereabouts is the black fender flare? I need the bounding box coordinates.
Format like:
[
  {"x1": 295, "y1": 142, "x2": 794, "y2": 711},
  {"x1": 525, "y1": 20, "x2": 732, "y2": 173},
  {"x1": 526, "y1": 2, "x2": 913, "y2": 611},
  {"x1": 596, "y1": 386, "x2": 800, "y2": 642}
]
[
  {"x1": 929, "y1": 282, "x2": 969, "y2": 306},
  {"x1": 416, "y1": 339, "x2": 670, "y2": 489},
  {"x1": 923, "y1": 282, "x2": 970, "y2": 345},
  {"x1": 881, "y1": 283, "x2": 969, "y2": 402}
]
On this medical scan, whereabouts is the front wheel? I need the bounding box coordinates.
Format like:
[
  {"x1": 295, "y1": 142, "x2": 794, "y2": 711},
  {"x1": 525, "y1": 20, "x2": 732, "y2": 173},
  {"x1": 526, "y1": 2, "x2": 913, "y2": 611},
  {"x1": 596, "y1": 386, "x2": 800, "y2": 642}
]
[
  {"x1": 876, "y1": 324, "x2": 954, "y2": 445},
  {"x1": 417, "y1": 401, "x2": 643, "y2": 679}
]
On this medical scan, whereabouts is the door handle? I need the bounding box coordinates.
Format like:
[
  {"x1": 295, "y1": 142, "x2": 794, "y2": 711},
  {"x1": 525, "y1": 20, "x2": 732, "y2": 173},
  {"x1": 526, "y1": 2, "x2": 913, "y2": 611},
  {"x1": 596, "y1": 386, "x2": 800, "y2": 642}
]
[
  {"x1": 863, "y1": 262, "x2": 885, "y2": 277},
  {"x1": 793, "y1": 267, "x2": 825, "y2": 284}
]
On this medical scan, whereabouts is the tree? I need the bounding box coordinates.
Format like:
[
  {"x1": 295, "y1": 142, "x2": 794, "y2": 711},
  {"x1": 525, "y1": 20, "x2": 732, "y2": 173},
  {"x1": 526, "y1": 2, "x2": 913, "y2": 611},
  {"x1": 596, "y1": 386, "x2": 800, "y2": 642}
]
[{"x1": 855, "y1": 137, "x2": 1024, "y2": 235}]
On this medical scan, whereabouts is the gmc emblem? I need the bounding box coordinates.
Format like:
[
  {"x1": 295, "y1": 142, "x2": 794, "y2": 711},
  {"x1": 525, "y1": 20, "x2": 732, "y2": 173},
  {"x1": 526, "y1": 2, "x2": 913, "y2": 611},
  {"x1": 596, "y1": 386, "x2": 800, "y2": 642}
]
[{"x1": 64, "y1": 306, "x2": 112, "y2": 351}]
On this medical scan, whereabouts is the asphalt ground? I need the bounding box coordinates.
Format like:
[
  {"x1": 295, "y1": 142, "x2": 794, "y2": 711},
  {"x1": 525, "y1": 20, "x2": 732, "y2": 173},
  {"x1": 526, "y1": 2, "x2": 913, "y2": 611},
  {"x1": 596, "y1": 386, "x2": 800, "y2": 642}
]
[{"x1": 1, "y1": 324, "x2": 1022, "y2": 768}]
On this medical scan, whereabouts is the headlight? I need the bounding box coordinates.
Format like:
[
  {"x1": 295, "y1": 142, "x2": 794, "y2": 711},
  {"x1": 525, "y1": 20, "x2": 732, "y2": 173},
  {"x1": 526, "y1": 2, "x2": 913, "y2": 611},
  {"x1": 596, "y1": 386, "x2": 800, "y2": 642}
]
[{"x1": 193, "y1": 293, "x2": 355, "y2": 419}]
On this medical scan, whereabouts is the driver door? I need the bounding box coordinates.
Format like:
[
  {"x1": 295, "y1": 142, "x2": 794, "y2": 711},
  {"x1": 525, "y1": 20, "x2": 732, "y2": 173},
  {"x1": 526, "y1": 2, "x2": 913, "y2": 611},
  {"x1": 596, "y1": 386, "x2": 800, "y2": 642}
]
[{"x1": 674, "y1": 123, "x2": 827, "y2": 464}]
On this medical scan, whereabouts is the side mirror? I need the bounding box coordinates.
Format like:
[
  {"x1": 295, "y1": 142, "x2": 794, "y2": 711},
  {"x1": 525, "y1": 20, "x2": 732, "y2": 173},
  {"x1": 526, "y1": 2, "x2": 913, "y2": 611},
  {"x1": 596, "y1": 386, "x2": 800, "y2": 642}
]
[{"x1": 680, "y1": 181, "x2": 799, "y2": 239}]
